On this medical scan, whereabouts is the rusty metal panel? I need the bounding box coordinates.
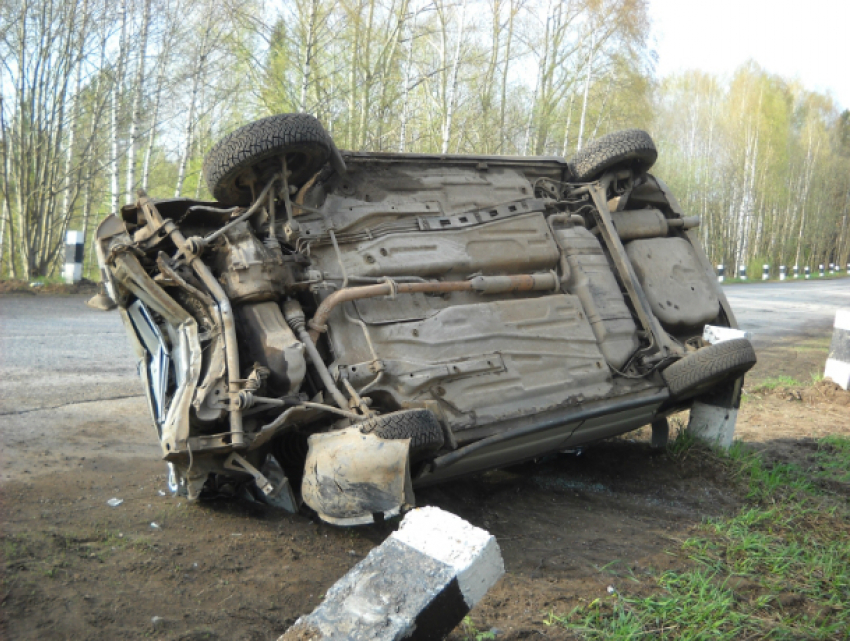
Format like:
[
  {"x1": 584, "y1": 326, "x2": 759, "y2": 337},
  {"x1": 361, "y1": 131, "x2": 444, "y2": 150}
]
[
  {"x1": 311, "y1": 212, "x2": 560, "y2": 279},
  {"x1": 335, "y1": 295, "x2": 613, "y2": 429}
]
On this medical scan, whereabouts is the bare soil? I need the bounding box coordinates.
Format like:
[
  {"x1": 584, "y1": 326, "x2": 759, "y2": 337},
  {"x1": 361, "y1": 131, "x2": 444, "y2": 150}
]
[{"x1": 1, "y1": 336, "x2": 848, "y2": 640}]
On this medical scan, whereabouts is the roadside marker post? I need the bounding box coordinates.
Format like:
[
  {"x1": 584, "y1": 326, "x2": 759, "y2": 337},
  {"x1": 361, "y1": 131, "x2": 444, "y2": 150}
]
[
  {"x1": 717, "y1": 264, "x2": 724, "y2": 282},
  {"x1": 280, "y1": 507, "x2": 504, "y2": 641},
  {"x1": 63, "y1": 231, "x2": 84, "y2": 284},
  {"x1": 762, "y1": 264, "x2": 769, "y2": 280},
  {"x1": 794, "y1": 265, "x2": 799, "y2": 279},
  {"x1": 805, "y1": 266, "x2": 811, "y2": 279},
  {"x1": 688, "y1": 325, "x2": 753, "y2": 449},
  {"x1": 824, "y1": 309, "x2": 850, "y2": 391},
  {"x1": 738, "y1": 265, "x2": 747, "y2": 280},
  {"x1": 819, "y1": 264, "x2": 825, "y2": 277},
  {"x1": 779, "y1": 265, "x2": 786, "y2": 281}
]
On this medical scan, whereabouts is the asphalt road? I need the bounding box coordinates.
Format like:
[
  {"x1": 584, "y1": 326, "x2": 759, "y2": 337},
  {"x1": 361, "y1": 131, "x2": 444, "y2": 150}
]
[
  {"x1": 0, "y1": 295, "x2": 139, "y2": 414},
  {"x1": 722, "y1": 278, "x2": 850, "y2": 348},
  {"x1": 0, "y1": 295, "x2": 152, "y2": 480}
]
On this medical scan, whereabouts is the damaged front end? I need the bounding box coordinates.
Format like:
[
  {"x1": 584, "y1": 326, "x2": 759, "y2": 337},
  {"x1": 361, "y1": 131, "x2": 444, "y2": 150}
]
[{"x1": 95, "y1": 190, "x2": 416, "y2": 524}]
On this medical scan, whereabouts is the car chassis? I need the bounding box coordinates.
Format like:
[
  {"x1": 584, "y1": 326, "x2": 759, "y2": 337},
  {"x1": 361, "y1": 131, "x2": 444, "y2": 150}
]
[{"x1": 94, "y1": 116, "x2": 755, "y2": 525}]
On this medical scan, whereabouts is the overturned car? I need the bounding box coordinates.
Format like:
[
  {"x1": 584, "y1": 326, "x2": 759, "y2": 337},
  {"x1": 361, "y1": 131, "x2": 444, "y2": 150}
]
[{"x1": 94, "y1": 114, "x2": 755, "y2": 525}]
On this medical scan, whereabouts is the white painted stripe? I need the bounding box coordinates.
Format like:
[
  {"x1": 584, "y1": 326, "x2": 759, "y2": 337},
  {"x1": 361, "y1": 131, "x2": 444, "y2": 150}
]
[
  {"x1": 688, "y1": 403, "x2": 738, "y2": 449},
  {"x1": 824, "y1": 358, "x2": 850, "y2": 391},
  {"x1": 703, "y1": 325, "x2": 752, "y2": 344},
  {"x1": 393, "y1": 506, "x2": 504, "y2": 607},
  {"x1": 63, "y1": 263, "x2": 82, "y2": 284},
  {"x1": 833, "y1": 309, "x2": 850, "y2": 332}
]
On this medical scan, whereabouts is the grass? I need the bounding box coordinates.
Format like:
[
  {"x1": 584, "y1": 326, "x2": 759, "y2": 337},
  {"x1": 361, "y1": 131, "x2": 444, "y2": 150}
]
[
  {"x1": 544, "y1": 432, "x2": 850, "y2": 639},
  {"x1": 748, "y1": 375, "x2": 804, "y2": 392},
  {"x1": 459, "y1": 616, "x2": 496, "y2": 640}
]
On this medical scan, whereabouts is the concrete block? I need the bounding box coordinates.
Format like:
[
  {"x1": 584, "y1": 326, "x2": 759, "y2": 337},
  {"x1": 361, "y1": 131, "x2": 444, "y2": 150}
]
[
  {"x1": 687, "y1": 402, "x2": 738, "y2": 449},
  {"x1": 687, "y1": 378, "x2": 743, "y2": 450},
  {"x1": 824, "y1": 309, "x2": 850, "y2": 391},
  {"x1": 280, "y1": 507, "x2": 504, "y2": 641}
]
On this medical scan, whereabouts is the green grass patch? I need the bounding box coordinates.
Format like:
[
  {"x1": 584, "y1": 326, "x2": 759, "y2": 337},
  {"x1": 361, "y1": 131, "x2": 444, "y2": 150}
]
[
  {"x1": 748, "y1": 375, "x2": 804, "y2": 392},
  {"x1": 545, "y1": 435, "x2": 850, "y2": 639},
  {"x1": 459, "y1": 616, "x2": 496, "y2": 640}
]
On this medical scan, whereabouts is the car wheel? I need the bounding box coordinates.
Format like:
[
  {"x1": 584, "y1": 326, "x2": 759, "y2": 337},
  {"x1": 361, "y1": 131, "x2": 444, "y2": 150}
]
[
  {"x1": 569, "y1": 129, "x2": 657, "y2": 182},
  {"x1": 203, "y1": 113, "x2": 332, "y2": 206},
  {"x1": 358, "y1": 409, "x2": 445, "y2": 461},
  {"x1": 661, "y1": 338, "x2": 756, "y2": 399}
]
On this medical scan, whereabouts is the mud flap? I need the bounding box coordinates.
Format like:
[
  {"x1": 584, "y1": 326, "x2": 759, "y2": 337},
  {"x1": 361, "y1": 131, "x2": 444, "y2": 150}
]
[{"x1": 301, "y1": 428, "x2": 415, "y2": 526}]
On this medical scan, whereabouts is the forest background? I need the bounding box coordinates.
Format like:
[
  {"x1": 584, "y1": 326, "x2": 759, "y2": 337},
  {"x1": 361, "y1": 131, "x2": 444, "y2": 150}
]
[{"x1": 2, "y1": 0, "x2": 849, "y2": 280}]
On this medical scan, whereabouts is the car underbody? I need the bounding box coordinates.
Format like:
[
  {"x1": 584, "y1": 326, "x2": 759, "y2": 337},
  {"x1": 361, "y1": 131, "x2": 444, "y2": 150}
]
[{"x1": 93, "y1": 117, "x2": 755, "y2": 525}]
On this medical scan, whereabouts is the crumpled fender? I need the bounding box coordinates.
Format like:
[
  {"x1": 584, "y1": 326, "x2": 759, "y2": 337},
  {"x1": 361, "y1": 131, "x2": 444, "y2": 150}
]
[{"x1": 301, "y1": 427, "x2": 415, "y2": 526}]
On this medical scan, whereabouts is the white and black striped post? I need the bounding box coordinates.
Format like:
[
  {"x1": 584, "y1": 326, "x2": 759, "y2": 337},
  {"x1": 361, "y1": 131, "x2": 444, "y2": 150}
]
[
  {"x1": 62, "y1": 230, "x2": 84, "y2": 284},
  {"x1": 794, "y1": 265, "x2": 799, "y2": 279},
  {"x1": 717, "y1": 264, "x2": 725, "y2": 283},
  {"x1": 779, "y1": 265, "x2": 787, "y2": 281},
  {"x1": 805, "y1": 266, "x2": 811, "y2": 279},
  {"x1": 829, "y1": 263, "x2": 835, "y2": 274},
  {"x1": 738, "y1": 265, "x2": 747, "y2": 280},
  {"x1": 762, "y1": 264, "x2": 769, "y2": 280},
  {"x1": 280, "y1": 507, "x2": 504, "y2": 641},
  {"x1": 819, "y1": 264, "x2": 825, "y2": 277},
  {"x1": 824, "y1": 309, "x2": 850, "y2": 391}
]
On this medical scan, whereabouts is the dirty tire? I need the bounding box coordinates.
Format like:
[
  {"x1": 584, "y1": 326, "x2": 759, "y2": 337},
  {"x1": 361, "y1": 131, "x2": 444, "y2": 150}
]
[
  {"x1": 662, "y1": 338, "x2": 756, "y2": 398},
  {"x1": 569, "y1": 129, "x2": 657, "y2": 182},
  {"x1": 358, "y1": 409, "x2": 445, "y2": 460},
  {"x1": 203, "y1": 113, "x2": 332, "y2": 206}
]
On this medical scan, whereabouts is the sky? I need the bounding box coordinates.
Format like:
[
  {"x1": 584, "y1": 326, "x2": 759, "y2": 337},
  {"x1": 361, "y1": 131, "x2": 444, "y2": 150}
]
[{"x1": 650, "y1": 0, "x2": 850, "y2": 111}]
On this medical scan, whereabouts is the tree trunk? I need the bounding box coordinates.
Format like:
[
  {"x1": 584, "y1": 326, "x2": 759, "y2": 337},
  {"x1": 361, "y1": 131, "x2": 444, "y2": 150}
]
[
  {"x1": 793, "y1": 133, "x2": 819, "y2": 268},
  {"x1": 126, "y1": 0, "x2": 151, "y2": 204},
  {"x1": 175, "y1": 17, "x2": 212, "y2": 197},
  {"x1": 142, "y1": 40, "x2": 170, "y2": 192},
  {"x1": 299, "y1": 0, "x2": 319, "y2": 112},
  {"x1": 0, "y1": 95, "x2": 17, "y2": 277},
  {"x1": 498, "y1": 0, "x2": 516, "y2": 153},
  {"x1": 346, "y1": 0, "x2": 362, "y2": 149},
  {"x1": 110, "y1": 85, "x2": 120, "y2": 214},
  {"x1": 398, "y1": 10, "x2": 417, "y2": 152},
  {"x1": 441, "y1": 0, "x2": 467, "y2": 154},
  {"x1": 110, "y1": 0, "x2": 128, "y2": 215},
  {"x1": 576, "y1": 30, "x2": 595, "y2": 152},
  {"x1": 561, "y1": 92, "x2": 575, "y2": 158}
]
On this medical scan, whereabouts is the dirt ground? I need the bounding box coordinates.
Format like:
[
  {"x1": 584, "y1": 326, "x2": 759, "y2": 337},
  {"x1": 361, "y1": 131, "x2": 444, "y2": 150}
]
[{"x1": 1, "y1": 326, "x2": 848, "y2": 640}]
